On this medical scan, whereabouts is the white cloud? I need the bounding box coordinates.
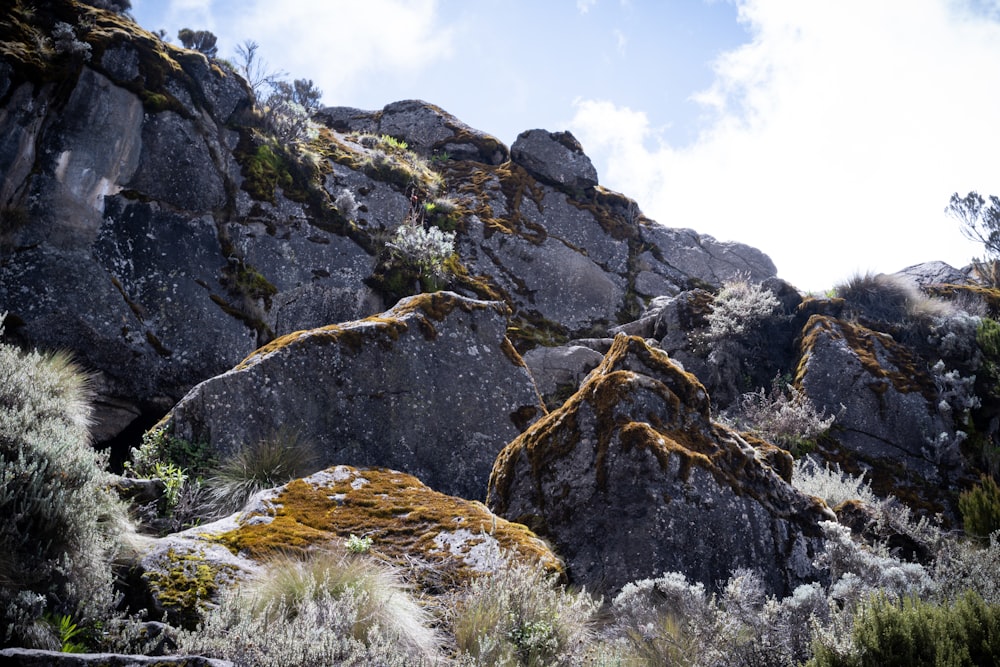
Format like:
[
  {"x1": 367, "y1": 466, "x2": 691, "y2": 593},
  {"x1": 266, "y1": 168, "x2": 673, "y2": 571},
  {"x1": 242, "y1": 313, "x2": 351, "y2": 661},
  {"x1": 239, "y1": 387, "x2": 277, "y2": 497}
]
[
  {"x1": 571, "y1": 0, "x2": 998, "y2": 290},
  {"x1": 577, "y1": 0, "x2": 598, "y2": 14},
  {"x1": 614, "y1": 28, "x2": 627, "y2": 56},
  {"x1": 222, "y1": 0, "x2": 454, "y2": 103}
]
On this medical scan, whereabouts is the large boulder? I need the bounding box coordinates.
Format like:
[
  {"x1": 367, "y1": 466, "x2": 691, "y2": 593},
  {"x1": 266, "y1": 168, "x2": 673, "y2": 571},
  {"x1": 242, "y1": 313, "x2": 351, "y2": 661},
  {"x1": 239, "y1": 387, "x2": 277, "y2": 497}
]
[
  {"x1": 130, "y1": 464, "x2": 560, "y2": 627},
  {"x1": 488, "y1": 334, "x2": 834, "y2": 595},
  {"x1": 316, "y1": 99, "x2": 509, "y2": 165},
  {"x1": 510, "y1": 129, "x2": 598, "y2": 194},
  {"x1": 164, "y1": 291, "x2": 545, "y2": 500},
  {"x1": 796, "y1": 315, "x2": 965, "y2": 507}
]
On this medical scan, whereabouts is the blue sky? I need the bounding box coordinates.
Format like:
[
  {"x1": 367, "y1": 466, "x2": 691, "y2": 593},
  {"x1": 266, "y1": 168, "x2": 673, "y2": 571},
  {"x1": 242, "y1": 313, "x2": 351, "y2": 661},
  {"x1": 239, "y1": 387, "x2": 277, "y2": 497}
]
[{"x1": 129, "y1": 0, "x2": 1000, "y2": 292}]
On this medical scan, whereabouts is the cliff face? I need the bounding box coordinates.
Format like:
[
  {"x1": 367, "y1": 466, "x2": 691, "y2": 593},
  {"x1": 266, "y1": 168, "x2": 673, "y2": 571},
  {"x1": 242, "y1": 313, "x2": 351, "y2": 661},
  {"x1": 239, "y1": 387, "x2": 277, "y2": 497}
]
[{"x1": 0, "y1": 1, "x2": 776, "y2": 444}]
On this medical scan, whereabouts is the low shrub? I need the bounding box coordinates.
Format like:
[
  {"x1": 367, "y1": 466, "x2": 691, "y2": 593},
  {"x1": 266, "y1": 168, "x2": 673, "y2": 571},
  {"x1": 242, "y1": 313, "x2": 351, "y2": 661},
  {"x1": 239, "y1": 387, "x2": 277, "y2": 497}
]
[
  {"x1": 959, "y1": 475, "x2": 1000, "y2": 539},
  {"x1": 724, "y1": 379, "x2": 836, "y2": 455},
  {"x1": 808, "y1": 591, "x2": 1000, "y2": 667},
  {"x1": 450, "y1": 555, "x2": 598, "y2": 666},
  {"x1": 0, "y1": 324, "x2": 129, "y2": 648}
]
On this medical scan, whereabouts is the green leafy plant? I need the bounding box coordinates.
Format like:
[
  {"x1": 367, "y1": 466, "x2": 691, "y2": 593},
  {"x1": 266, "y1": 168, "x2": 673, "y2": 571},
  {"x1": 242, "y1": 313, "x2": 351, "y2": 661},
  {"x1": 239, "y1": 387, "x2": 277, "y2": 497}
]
[
  {"x1": 50, "y1": 614, "x2": 86, "y2": 653},
  {"x1": 808, "y1": 591, "x2": 1000, "y2": 667},
  {"x1": 960, "y1": 475, "x2": 1000, "y2": 539},
  {"x1": 345, "y1": 534, "x2": 373, "y2": 554},
  {"x1": 152, "y1": 462, "x2": 187, "y2": 511}
]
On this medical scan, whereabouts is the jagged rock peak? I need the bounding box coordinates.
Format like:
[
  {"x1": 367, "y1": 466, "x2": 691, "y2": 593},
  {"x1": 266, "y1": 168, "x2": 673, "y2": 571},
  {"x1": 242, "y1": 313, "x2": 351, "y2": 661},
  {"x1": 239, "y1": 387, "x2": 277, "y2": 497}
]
[
  {"x1": 489, "y1": 333, "x2": 834, "y2": 595},
  {"x1": 315, "y1": 99, "x2": 509, "y2": 165}
]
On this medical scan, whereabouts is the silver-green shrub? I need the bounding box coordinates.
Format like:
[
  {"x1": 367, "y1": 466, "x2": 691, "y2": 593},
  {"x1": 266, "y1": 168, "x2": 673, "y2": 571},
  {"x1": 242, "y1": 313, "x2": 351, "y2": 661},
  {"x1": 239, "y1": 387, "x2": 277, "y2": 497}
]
[
  {"x1": 178, "y1": 548, "x2": 440, "y2": 665},
  {"x1": 0, "y1": 323, "x2": 129, "y2": 648},
  {"x1": 724, "y1": 380, "x2": 836, "y2": 454},
  {"x1": 450, "y1": 555, "x2": 599, "y2": 666}
]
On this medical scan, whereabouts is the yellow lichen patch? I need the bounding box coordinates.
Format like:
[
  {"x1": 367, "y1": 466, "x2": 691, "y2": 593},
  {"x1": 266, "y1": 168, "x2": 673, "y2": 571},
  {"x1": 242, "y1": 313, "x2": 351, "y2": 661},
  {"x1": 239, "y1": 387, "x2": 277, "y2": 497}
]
[
  {"x1": 216, "y1": 467, "x2": 561, "y2": 589},
  {"x1": 795, "y1": 315, "x2": 936, "y2": 401},
  {"x1": 142, "y1": 546, "x2": 242, "y2": 629},
  {"x1": 456, "y1": 161, "x2": 548, "y2": 242},
  {"x1": 928, "y1": 283, "x2": 1000, "y2": 316}
]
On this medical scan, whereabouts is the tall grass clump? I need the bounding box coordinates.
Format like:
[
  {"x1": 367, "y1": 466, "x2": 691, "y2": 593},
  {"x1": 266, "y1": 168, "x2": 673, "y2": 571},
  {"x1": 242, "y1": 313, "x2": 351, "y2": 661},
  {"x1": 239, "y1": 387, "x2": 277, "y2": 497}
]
[
  {"x1": 0, "y1": 320, "x2": 130, "y2": 648},
  {"x1": 177, "y1": 547, "x2": 440, "y2": 666},
  {"x1": 450, "y1": 555, "x2": 598, "y2": 666},
  {"x1": 836, "y1": 272, "x2": 954, "y2": 339},
  {"x1": 204, "y1": 427, "x2": 319, "y2": 515}
]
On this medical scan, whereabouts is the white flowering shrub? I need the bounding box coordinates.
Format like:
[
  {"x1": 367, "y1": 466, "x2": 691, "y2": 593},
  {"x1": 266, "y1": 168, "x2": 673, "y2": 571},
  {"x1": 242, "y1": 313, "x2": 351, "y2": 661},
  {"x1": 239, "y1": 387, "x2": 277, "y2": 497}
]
[
  {"x1": 792, "y1": 458, "x2": 880, "y2": 509},
  {"x1": 51, "y1": 22, "x2": 92, "y2": 61},
  {"x1": 724, "y1": 380, "x2": 836, "y2": 454},
  {"x1": 0, "y1": 320, "x2": 129, "y2": 648},
  {"x1": 707, "y1": 279, "x2": 780, "y2": 341},
  {"x1": 387, "y1": 223, "x2": 456, "y2": 281}
]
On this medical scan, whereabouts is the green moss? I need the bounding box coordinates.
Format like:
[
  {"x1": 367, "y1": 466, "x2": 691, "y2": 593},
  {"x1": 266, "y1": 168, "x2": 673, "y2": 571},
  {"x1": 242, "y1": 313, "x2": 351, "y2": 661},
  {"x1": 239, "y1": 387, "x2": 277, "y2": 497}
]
[
  {"x1": 215, "y1": 467, "x2": 561, "y2": 592},
  {"x1": 142, "y1": 547, "x2": 238, "y2": 629}
]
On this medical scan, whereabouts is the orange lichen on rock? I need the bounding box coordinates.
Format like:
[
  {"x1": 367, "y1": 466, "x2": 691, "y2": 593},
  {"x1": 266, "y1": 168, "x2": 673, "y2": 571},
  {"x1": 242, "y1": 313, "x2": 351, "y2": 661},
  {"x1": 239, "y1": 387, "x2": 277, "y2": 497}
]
[{"x1": 217, "y1": 465, "x2": 562, "y2": 587}]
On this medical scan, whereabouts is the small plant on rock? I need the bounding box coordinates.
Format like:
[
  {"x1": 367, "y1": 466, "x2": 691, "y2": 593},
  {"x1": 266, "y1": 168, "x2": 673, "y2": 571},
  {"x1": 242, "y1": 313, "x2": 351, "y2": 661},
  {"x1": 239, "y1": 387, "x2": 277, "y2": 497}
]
[
  {"x1": 724, "y1": 377, "x2": 837, "y2": 456},
  {"x1": 204, "y1": 427, "x2": 319, "y2": 515}
]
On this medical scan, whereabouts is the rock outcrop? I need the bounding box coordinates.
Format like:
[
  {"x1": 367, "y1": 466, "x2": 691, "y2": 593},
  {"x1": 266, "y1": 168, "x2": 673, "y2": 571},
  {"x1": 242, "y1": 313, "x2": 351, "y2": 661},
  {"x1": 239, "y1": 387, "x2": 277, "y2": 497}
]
[
  {"x1": 488, "y1": 334, "x2": 834, "y2": 595},
  {"x1": 216, "y1": 465, "x2": 562, "y2": 583},
  {"x1": 0, "y1": 649, "x2": 232, "y2": 667},
  {"x1": 796, "y1": 315, "x2": 965, "y2": 507},
  {"x1": 130, "y1": 464, "x2": 560, "y2": 628},
  {"x1": 0, "y1": 1, "x2": 778, "y2": 447},
  {"x1": 164, "y1": 291, "x2": 544, "y2": 500}
]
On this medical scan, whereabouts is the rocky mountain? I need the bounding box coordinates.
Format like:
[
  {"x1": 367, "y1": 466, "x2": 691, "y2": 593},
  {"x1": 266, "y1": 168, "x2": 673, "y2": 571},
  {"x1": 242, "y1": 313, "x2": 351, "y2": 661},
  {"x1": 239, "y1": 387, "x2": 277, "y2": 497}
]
[{"x1": 3, "y1": 2, "x2": 1000, "y2": 665}]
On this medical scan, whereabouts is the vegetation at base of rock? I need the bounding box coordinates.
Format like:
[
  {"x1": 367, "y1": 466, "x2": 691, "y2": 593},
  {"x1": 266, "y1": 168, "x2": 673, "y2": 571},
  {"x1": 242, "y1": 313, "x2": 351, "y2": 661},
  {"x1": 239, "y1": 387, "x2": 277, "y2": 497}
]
[
  {"x1": 0, "y1": 323, "x2": 129, "y2": 649},
  {"x1": 203, "y1": 427, "x2": 319, "y2": 516},
  {"x1": 129, "y1": 428, "x2": 214, "y2": 478},
  {"x1": 723, "y1": 378, "x2": 836, "y2": 456},
  {"x1": 449, "y1": 555, "x2": 598, "y2": 666},
  {"x1": 959, "y1": 475, "x2": 1000, "y2": 539},
  {"x1": 808, "y1": 591, "x2": 1000, "y2": 667}
]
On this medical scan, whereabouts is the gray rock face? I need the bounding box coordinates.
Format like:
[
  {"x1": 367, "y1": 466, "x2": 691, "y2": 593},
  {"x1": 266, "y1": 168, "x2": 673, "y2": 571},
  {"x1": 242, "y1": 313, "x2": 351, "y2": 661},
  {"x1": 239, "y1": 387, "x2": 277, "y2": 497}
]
[
  {"x1": 797, "y1": 315, "x2": 961, "y2": 486},
  {"x1": 894, "y1": 261, "x2": 967, "y2": 288},
  {"x1": 489, "y1": 334, "x2": 833, "y2": 595},
  {"x1": 165, "y1": 292, "x2": 545, "y2": 500},
  {"x1": 317, "y1": 99, "x2": 509, "y2": 164},
  {"x1": 522, "y1": 343, "x2": 606, "y2": 401},
  {"x1": 1, "y1": 9, "x2": 778, "y2": 445},
  {"x1": 510, "y1": 129, "x2": 598, "y2": 194}
]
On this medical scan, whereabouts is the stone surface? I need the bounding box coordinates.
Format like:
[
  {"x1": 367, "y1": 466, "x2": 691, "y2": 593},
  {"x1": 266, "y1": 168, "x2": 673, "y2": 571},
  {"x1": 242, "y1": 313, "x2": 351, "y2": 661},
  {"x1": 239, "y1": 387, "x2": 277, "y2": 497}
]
[
  {"x1": 488, "y1": 334, "x2": 833, "y2": 595},
  {"x1": 511, "y1": 129, "x2": 598, "y2": 194},
  {"x1": 894, "y1": 260, "x2": 968, "y2": 287},
  {"x1": 796, "y1": 315, "x2": 963, "y2": 495},
  {"x1": 0, "y1": 5, "x2": 780, "y2": 447},
  {"x1": 317, "y1": 99, "x2": 509, "y2": 165},
  {"x1": 164, "y1": 292, "x2": 545, "y2": 500},
  {"x1": 0, "y1": 649, "x2": 232, "y2": 667}
]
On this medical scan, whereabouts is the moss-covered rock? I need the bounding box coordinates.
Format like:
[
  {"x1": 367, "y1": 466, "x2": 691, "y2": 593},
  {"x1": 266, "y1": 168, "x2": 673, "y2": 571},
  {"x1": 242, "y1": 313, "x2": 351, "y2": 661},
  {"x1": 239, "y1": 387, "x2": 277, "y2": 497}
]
[
  {"x1": 488, "y1": 333, "x2": 834, "y2": 595},
  {"x1": 164, "y1": 291, "x2": 545, "y2": 500},
  {"x1": 218, "y1": 465, "x2": 561, "y2": 589},
  {"x1": 796, "y1": 315, "x2": 965, "y2": 514}
]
